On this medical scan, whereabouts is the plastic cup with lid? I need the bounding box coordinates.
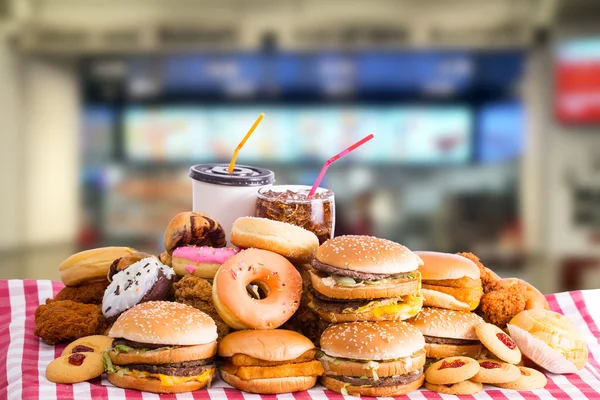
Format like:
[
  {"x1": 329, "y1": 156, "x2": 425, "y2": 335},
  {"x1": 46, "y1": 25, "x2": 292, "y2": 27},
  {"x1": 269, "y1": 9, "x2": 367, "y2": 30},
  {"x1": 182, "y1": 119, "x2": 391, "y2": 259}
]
[{"x1": 189, "y1": 163, "x2": 275, "y2": 241}]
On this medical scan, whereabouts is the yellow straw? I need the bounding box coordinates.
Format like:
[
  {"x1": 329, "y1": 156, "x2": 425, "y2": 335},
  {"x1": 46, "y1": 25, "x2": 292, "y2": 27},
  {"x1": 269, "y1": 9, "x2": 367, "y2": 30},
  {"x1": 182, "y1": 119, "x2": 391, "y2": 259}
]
[{"x1": 228, "y1": 113, "x2": 265, "y2": 173}]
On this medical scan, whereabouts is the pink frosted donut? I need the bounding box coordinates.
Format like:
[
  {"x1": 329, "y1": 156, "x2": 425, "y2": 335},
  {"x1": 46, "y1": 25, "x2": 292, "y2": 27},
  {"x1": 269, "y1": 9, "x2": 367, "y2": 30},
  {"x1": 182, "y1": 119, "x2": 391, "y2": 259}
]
[
  {"x1": 172, "y1": 246, "x2": 240, "y2": 278},
  {"x1": 212, "y1": 248, "x2": 302, "y2": 330}
]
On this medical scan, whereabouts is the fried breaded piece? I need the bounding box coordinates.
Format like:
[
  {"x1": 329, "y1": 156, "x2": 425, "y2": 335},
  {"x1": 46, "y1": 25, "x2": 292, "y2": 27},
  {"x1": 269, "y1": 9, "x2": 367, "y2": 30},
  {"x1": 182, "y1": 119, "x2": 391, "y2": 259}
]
[
  {"x1": 34, "y1": 300, "x2": 108, "y2": 345},
  {"x1": 221, "y1": 360, "x2": 324, "y2": 380},
  {"x1": 422, "y1": 283, "x2": 483, "y2": 306},
  {"x1": 457, "y1": 252, "x2": 501, "y2": 293},
  {"x1": 479, "y1": 285, "x2": 527, "y2": 327},
  {"x1": 54, "y1": 280, "x2": 109, "y2": 305},
  {"x1": 422, "y1": 276, "x2": 482, "y2": 288},
  {"x1": 173, "y1": 275, "x2": 231, "y2": 340},
  {"x1": 229, "y1": 349, "x2": 317, "y2": 367}
]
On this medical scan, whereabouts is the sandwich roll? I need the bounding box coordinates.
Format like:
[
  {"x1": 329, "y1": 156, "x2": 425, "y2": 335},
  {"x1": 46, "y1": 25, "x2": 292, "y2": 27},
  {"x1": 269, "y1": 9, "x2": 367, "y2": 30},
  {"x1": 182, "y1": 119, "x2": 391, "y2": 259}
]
[{"x1": 507, "y1": 309, "x2": 588, "y2": 374}]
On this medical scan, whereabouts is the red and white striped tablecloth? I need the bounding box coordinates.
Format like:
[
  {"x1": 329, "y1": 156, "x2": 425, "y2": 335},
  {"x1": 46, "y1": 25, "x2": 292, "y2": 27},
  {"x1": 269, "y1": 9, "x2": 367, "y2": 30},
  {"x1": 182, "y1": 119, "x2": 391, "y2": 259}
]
[{"x1": 1, "y1": 280, "x2": 599, "y2": 399}]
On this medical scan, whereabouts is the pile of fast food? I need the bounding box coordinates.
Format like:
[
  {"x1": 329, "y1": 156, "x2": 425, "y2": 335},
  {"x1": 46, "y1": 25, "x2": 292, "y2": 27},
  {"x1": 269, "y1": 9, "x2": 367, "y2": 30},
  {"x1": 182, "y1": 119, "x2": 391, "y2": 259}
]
[{"x1": 35, "y1": 174, "x2": 589, "y2": 396}]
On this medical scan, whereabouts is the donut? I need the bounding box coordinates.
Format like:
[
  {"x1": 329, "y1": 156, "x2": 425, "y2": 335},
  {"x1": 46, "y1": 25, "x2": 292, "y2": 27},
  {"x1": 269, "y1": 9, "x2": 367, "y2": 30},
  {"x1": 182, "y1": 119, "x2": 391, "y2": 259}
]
[
  {"x1": 212, "y1": 248, "x2": 302, "y2": 329},
  {"x1": 164, "y1": 211, "x2": 226, "y2": 254},
  {"x1": 102, "y1": 257, "x2": 175, "y2": 321},
  {"x1": 230, "y1": 217, "x2": 319, "y2": 263},
  {"x1": 172, "y1": 246, "x2": 240, "y2": 278},
  {"x1": 107, "y1": 252, "x2": 154, "y2": 281}
]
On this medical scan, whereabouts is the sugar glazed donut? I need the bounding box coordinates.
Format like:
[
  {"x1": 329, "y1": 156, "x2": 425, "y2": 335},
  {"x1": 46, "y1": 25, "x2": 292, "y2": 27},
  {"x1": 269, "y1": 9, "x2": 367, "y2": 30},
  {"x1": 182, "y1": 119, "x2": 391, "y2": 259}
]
[{"x1": 212, "y1": 249, "x2": 302, "y2": 330}]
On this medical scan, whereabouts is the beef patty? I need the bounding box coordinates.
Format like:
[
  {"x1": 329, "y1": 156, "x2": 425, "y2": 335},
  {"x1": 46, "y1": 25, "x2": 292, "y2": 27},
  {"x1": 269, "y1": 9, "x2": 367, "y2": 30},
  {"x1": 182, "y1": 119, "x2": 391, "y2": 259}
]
[
  {"x1": 124, "y1": 360, "x2": 215, "y2": 376},
  {"x1": 424, "y1": 336, "x2": 480, "y2": 345},
  {"x1": 329, "y1": 369, "x2": 423, "y2": 387},
  {"x1": 309, "y1": 287, "x2": 380, "y2": 314},
  {"x1": 311, "y1": 260, "x2": 397, "y2": 281}
]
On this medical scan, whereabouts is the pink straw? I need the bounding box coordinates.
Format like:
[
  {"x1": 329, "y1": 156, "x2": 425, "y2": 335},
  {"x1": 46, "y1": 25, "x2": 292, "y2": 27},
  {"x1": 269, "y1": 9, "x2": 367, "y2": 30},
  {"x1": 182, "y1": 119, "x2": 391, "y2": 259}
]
[{"x1": 308, "y1": 134, "x2": 375, "y2": 198}]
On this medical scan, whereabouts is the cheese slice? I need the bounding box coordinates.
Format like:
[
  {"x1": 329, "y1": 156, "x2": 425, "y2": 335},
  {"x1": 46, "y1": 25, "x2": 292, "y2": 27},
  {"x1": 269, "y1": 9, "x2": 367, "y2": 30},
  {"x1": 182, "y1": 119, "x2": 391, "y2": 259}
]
[{"x1": 128, "y1": 368, "x2": 215, "y2": 387}]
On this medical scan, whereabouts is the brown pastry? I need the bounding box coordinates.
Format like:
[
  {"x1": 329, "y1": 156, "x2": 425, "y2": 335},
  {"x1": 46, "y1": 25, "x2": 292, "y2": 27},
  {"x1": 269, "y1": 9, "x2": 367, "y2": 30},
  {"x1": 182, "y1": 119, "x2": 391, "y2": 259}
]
[{"x1": 164, "y1": 211, "x2": 226, "y2": 254}]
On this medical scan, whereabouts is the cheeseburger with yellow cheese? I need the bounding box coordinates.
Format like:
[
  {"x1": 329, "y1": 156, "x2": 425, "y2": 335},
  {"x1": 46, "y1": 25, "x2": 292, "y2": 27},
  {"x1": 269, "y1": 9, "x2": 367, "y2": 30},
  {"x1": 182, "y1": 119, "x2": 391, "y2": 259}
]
[
  {"x1": 307, "y1": 235, "x2": 423, "y2": 322},
  {"x1": 104, "y1": 301, "x2": 217, "y2": 393}
]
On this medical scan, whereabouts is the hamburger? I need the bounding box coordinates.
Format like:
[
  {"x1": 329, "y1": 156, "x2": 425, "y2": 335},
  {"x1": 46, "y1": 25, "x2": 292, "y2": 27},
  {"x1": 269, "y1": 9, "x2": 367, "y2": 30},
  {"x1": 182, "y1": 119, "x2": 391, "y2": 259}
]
[
  {"x1": 319, "y1": 321, "x2": 426, "y2": 396},
  {"x1": 104, "y1": 301, "x2": 217, "y2": 394},
  {"x1": 218, "y1": 329, "x2": 324, "y2": 394},
  {"x1": 415, "y1": 251, "x2": 483, "y2": 311},
  {"x1": 308, "y1": 235, "x2": 423, "y2": 322},
  {"x1": 407, "y1": 307, "x2": 484, "y2": 359}
]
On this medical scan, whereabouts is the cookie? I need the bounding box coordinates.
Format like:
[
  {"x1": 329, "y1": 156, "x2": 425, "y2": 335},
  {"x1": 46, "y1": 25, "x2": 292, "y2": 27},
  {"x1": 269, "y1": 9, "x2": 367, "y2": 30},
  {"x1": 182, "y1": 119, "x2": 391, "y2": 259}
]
[
  {"x1": 424, "y1": 356, "x2": 480, "y2": 385},
  {"x1": 471, "y1": 359, "x2": 521, "y2": 384},
  {"x1": 476, "y1": 323, "x2": 521, "y2": 364},
  {"x1": 46, "y1": 352, "x2": 104, "y2": 384},
  {"x1": 493, "y1": 367, "x2": 547, "y2": 390},
  {"x1": 425, "y1": 380, "x2": 483, "y2": 395},
  {"x1": 61, "y1": 335, "x2": 114, "y2": 357}
]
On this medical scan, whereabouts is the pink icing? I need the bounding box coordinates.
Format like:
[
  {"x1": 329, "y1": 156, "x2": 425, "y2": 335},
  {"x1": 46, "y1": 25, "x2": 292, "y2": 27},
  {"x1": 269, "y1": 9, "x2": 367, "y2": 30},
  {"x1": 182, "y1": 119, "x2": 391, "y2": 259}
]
[
  {"x1": 185, "y1": 265, "x2": 196, "y2": 274},
  {"x1": 174, "y1": 246, "x2": 240, "y2": 265}
]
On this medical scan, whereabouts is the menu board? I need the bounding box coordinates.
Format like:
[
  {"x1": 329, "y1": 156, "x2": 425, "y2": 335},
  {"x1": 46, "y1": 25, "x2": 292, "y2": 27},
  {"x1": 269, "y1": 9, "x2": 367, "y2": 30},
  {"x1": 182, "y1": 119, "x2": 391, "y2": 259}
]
[
  {"x1": 123, "y1": 106, "x2": 472, "y2": 164},
  {"x1": 477, "y1": 102, "x2": 524, "y2": 163}
]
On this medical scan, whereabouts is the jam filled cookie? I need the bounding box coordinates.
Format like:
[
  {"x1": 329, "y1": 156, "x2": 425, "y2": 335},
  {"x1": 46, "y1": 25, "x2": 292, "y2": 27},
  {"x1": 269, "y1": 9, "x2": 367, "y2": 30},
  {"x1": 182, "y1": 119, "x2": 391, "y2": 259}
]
[
  {"x1": 45, "y1": 352, "x2": 104, "y2": 384},
  {"x1": 493, "y1": 366, "x2": 547, "y2": 390},
  {"x1": 424, "y1": 356, "x2": 480, "y2": 385},
  {"x1": 471, "y1": 359, "x2": 520, "y2": 384},
  {"x1": 476, "y1": 323, "x2": 521, "y2": 364},
  {"x1": 61, "y1": 335, "x2": 114, "y2": 357},
  {"x1": 425, "y1": 380, "x2": 483, "y2": 395}
]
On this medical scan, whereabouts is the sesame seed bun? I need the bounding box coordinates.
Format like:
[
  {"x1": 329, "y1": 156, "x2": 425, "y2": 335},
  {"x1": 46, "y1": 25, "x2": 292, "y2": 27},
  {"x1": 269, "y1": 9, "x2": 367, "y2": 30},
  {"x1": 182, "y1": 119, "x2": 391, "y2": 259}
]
[
  {"x1": 424, "y1": 343, "x2": 483, "y2": 360},
  {"x1": 220, "y1": 370, "x2": 318, "y2": 394},
  {"x1": 320, "y1": 375, "x2": 424, "y2": 397},
  {"x1": 108, "y1": 342, "x2": 217, "y2": 365},
  {"x1": 321, "y1": 348, "x2": 426, "y2": 378},
  {"x1": 308, "y1": 269, "x2": 420, "y2": 300},
  {"x1": 320, "y1": 321, "x2": 425, "y2": 361},
  {"x1": 107, "y1": 369, "x2": 215, "y2": 394},
  {"x1": 316, "y1": 236, "x2": 422, "y2": 274},
  {"x1": 416, "y1": 251, "x2": 480, "y2": 281},
  {"x1": 407, "y1": 307, "x2": 484, "y2": 340},
  {"x1": 218, "y1": 330, "x2": 315, "y2": 362},
  {"x1": 108, "y1": 301, "x2": 218, "y2": 345}
]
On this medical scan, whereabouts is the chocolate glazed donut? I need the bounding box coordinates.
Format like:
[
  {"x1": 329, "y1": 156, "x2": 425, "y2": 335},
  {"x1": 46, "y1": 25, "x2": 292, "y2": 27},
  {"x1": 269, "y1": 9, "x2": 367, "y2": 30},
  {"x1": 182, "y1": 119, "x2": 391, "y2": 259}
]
[{"x1": 164, "y1": 212, "x2": 227, "y2": 254}]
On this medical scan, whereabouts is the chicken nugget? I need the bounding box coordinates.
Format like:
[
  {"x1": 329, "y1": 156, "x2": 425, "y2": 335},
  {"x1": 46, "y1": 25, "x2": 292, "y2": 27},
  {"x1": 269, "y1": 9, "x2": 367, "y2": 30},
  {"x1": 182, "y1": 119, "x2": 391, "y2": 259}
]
[
  {"x1": 54, "y1": 280, "x2": 109, "y2": 305},
  {"x1": 34, "y1": 300, "x2": 108, "y2": 345},
  {"x1": 173, "y1": 275, "x2": 231, "y2": 339}
]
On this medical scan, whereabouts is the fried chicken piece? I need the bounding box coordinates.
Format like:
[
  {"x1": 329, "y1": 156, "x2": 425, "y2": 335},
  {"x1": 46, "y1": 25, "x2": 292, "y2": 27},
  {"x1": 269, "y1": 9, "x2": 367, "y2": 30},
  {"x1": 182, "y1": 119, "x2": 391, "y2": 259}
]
[
  {"x1": 457, "y1": 252, "x2": 501, "y2": 293},
  {"x1": 479, "y1": 284, "x2": 527, "y2": 327},
  {"x1": 173, "y1": 275, "x2": 231, "y2": 340},
  {"x1": 282, "y1": 305, "x2": 330, "y2": 346},
  {"x1": 34, "y1": 300, "x2": 108, "y2": 345},
  {"x1": 221, "y1": 360, "x2": 324, "y2": 380},
  {"x1": 53, "y1": 280, "x2": 109, "y2": 304}
]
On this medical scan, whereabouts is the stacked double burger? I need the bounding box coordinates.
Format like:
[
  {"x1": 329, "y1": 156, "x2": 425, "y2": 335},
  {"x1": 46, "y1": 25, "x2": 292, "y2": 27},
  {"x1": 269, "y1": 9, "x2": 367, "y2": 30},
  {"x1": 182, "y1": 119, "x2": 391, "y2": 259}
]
[{"x1": 305, "y1": 235, "x2": 428, "y2": 396}]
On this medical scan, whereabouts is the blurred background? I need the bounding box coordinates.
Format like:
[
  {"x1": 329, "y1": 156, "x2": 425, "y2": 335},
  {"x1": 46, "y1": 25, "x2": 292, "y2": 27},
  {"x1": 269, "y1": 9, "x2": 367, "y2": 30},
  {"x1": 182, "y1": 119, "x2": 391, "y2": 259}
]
[{"x1": 0, "y1": 0, "x2": 599, "y2": 293}]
